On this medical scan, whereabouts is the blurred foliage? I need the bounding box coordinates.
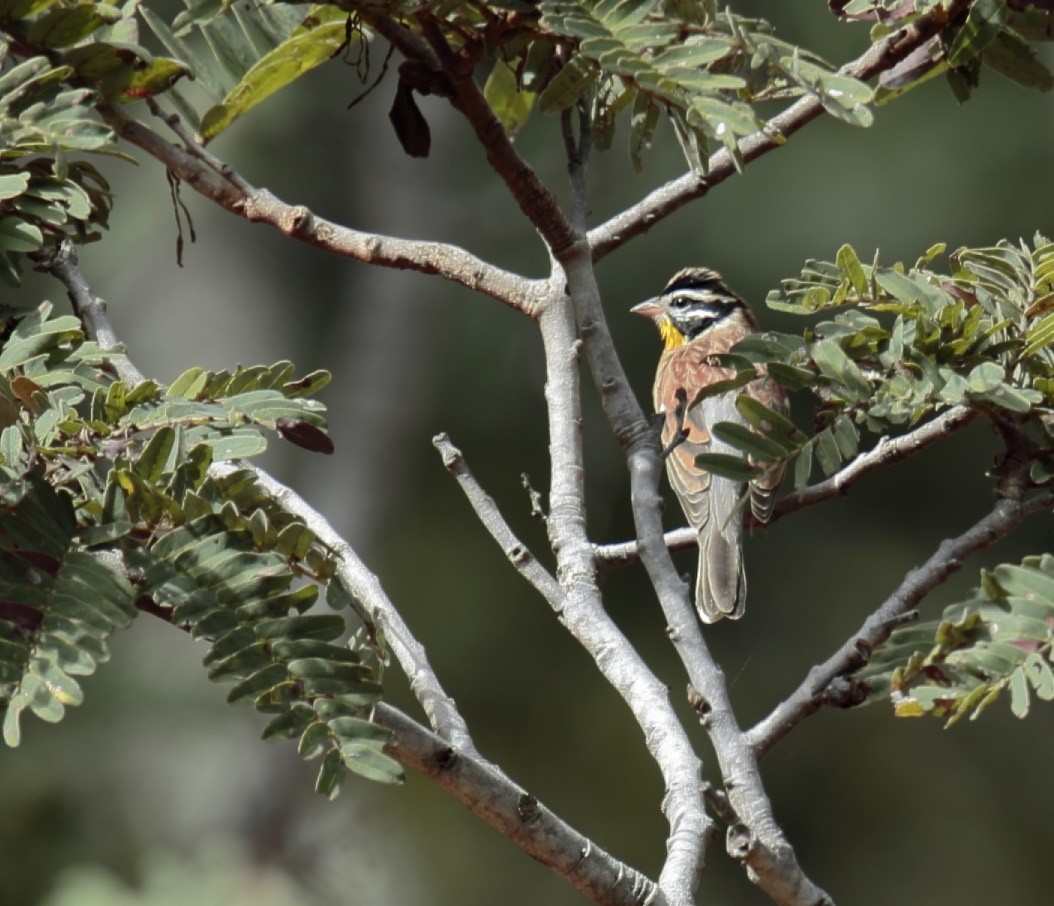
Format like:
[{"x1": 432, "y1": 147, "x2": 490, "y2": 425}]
[{"x1": 42, "y1": 841, "x2": 317, "y2": 906}]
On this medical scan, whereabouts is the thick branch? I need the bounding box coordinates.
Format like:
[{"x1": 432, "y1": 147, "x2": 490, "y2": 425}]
[
  {"x1": 587, "y1": 0, "x2": 971, "y2": 260},
  {"x1": 595, "y1": 405, "x2": 981, "y2": 568},
  {"x1": 44, "y1": 240, "x2": 478, "y2": 755},
  {"x1": 95, "y1": 105, "x2": 543, "y2": 317},
  {"x1": 746, "y1": 485, "x2": 1054, "y2": 757},
  {"x1": 375, "y1": 702, "x2": 657, "y2": 906},
  {"x1": 562, "y1": 122, "x2": 831, "y2": 906}
]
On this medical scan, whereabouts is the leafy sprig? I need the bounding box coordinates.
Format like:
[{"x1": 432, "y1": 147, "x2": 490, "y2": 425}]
[
  {"x1": 0, "y1": 303, "x2": 401, "y2": 793},
  {"x1": 697, "y1": 236, "x2": 1054, "y2": 491},
  {"x1": 857, "y1": 554, "x2": 1054, "y2": 725}
]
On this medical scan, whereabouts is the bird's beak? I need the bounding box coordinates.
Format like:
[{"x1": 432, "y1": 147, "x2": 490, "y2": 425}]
[{"x1": 631, "y1": 298, "x2": 662, "y2": 318}]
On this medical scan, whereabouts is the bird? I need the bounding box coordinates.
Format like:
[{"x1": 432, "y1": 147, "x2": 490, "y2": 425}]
[{"x1": 632, "y1": 267, "x2": 788, "y2": 622}]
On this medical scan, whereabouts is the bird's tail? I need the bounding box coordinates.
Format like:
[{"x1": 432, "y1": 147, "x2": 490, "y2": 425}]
[{"x1": 696, "y1": 516, "x2": 746, "y2": 623}]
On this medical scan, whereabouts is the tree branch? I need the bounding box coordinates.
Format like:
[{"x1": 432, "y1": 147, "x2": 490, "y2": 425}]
[
  {"x1": 746, "y1": 484, "x2": 1054, "y2": 757},
  {"x1": 595, "y1": 404, "x2": 981, "y2": 569},
  {"x1": 43, "y1": 240, "x2": 478, "y2": 756},
  {"x1": 95, "y1": 104, "x2": 543, "y2": 317},
  {"x1": 561, "y1": 111, "x2": 832, "y2": 905},
  {"x1": 375, "y1": 702, "x2": 658, "y2": 906},
  {"x1": 587, "y1": 0, "x2": 971, "y2": 261},
  {"x1": 432, "y1": 432, "x2": 564, "y2": 604},
  {"x1": 363, "y1": 12, "x2": 578, "y2": 258},
  {"x1": 48, "y1": 240, "x2": 669, "y2": 904}
]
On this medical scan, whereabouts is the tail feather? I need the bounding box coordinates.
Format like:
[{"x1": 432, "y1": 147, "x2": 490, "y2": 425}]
[{"x1": 696, "y1": 523, "x2": 746, "y2": 622}]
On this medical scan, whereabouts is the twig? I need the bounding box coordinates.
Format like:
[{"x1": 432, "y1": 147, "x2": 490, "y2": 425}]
[
  {"x1": 595, "y1": 405, "x2": 980, "y2": 569},
  {"x1": 41, "y1": 241, "x2": 142, "y2": 386},
  {"x1": 43, "y1": 240, "x2": 478, "y2": 756},
  {"x1": 375, "y1": 702, "x2": 658, "y2": 906},
  {"x1": 364, "y1": 10, "x2": 578, "y2": 259},
  {"x1": 746, "y1": 486, "x2": 1054, "y2": 757},
  {"x1": 587, "y1": 0, "x2": 972, "y2": 261},
  {"x1": 95, "y1": 104, "x2": 544, "y2": 318},
  {"x1": 432, "y1": 432, "x2": 563, "y2": 604}
]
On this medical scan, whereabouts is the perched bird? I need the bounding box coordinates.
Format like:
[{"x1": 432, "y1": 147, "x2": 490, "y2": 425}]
[{"x1": 632, "y1": 267, "x2": 788, "y2": 622}]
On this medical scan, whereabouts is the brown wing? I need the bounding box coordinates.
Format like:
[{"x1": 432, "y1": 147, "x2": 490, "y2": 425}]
[
  {"x1": 654, "y1": 344, "x2": 733, "y2": 529},
  {"x1": 655, "y1": 344, "x2": 747, "y2": 620}
]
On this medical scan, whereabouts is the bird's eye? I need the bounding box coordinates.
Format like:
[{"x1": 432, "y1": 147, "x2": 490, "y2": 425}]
[{"x1": 669, "y1": 295, "x2": 690, "y2": 309}]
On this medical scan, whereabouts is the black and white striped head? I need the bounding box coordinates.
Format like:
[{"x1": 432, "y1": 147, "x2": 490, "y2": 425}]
[{"x1": 632, "y1": 267, "x2": 746, "y2": 348}]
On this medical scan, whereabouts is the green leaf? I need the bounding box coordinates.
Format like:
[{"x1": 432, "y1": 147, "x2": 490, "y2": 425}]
[
  {"x1": 947, "y1": 0, "x2": 1008, "y2": 68},
  {"x1": 813, "y1": 428, "x2": 842, "y2": 476},
  {"x1": 1023, "y1": 311, "x2": 1054, "y2": 358},
  {"x1": 134, "y1": 425, "x2": 176, "y2": 482},
  {"x1": 0, "y1": 218, "x2": 43, "y2": 253},
  {"x1": 200, "y1": 428, "x2": 268, "y2": 460},
  {"x1": 1008, "y1": 664, "x2": 1030, "y2": 717},
  {"x1": 1024, "y1": 652, "x2": 1054, "y2": 700},
  {"x1": 810, "y1": 338, "x2": 872, "y2": 400},
  {"x1": 341, "y1": 742, "x2": 404, "y2": 784},
  {"x1": 298, "y1": 718, "x2": 330, "y2": 759},
  {"x1": 693, "y1": 452, "x2": 760, "y2": 482},
  {"x1": 226, "y1": 662, "x2": 288, "y2": 704},
  {"x1": 314, "y1": 747, "x2": 345, "y2": 799},
  {"x1": 199, "y1": 17, "x2": 349, "y2": 142},
  {"x1": 0, "y1": 173, "x2": 30, "y2": 201},
  {"x1": 484, "y1": 58, "x2": 535, "y2": 138},
  {"x1": 254, "y1": 613, "x2": 346, "y2": 642},
  {"x1": 538, "y1": 54, "x2": 596, "y2": 114},
  {"x1": 736, "y1": 396, "x2": 804, "y2": 452},
  {"x1": 167, "y1": 367, "x2": 208, "y2": 399},
  {"x1": 836, "y1": 243, "x2": 868, "y2": 295},
  {"x1": 982, "y1": 27, "x2": 1054, "y2": 92},
  {"x1": 711, "y1": 421, "x2": 787, "y2": 460},
  {"x1": 261, "y1": 702, "x2": 315, "y2": 741},
  {"x1": 26, "y1": 3, "x2": 118, "y2": 49}
]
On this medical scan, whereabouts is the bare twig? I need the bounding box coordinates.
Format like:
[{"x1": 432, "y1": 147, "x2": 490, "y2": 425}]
[
  {"x1": 595, "y1": 405, "x2": 981, "y2": 568},
  {"x1": 375, "y1": 703, "x2": 658, "y2": 906},
  {"x1": 587, "y1": 0, "x2": 972, "y2": 261},
  {"x1": 95, "y1": 104, "x2": 544, "y2": 317},
  {"x1": 432, "y1": 432, "x2": 563, "y2": 604},
  {"x1": 746, "y1": 485, "x2": 1054, "y2": 757}
]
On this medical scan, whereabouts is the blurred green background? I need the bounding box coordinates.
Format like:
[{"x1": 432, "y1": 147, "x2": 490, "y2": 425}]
[{"x1": 3, "y1": 4, "x2": 1053, "y2": 905}]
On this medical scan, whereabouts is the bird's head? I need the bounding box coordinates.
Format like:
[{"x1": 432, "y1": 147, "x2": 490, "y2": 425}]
[{"x1": 631, "y1": 267, "x2": 746, "y2": 349}]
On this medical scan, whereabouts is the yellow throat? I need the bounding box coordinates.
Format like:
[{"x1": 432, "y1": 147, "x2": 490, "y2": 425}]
[{"x1": 658, "y1": 315, "x2": 687, "y2": 350}]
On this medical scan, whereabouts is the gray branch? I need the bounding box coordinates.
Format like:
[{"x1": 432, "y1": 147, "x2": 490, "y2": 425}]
[
  {"x1": 432, "y1": 433, "x2": 564, "y2": 604},
  {"x1": 746, "y1": 485, "x2": 1054, "y2": 757},
  {"x1": 95, "y1": 104, "x2": 544, "y2": 317},
  {"x1": 47, "y1": 240, "x2": 667, "y2": 905},
  {"x1": 595, "y1": 405, "x2": 981, "y2": 569},
  {"x1": 561, "y1": 111, "x2": 831, "y2": 905},
  {"x1": 587, "y1": 0, "x2": 973, "y2": 261},
  {"x1": 375, "y1": 703, "x2": 657, "y2": 906}
]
